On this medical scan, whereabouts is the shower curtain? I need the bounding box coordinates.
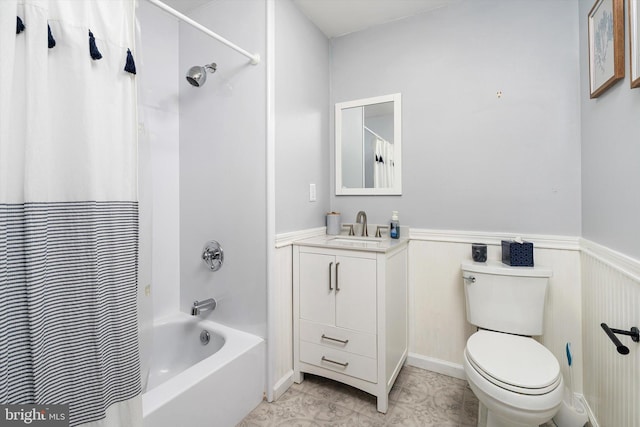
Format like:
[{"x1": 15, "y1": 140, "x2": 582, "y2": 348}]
[
  {"x1": 0, "y1": 1, "x2": 141, "y2": 426},
  {"x1": 374, "y1": 137, "x2": 394, "y2": 188}
]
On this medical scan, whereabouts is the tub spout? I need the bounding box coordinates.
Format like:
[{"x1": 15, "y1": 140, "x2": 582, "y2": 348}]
[{"x1": 191, "y1": 298, "x2": 217, "y2": 316}]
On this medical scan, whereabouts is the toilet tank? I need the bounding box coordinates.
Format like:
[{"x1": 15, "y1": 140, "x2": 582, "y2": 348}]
[{"x1": 461, "y1": 261, "x2": 552, "y2": 336}]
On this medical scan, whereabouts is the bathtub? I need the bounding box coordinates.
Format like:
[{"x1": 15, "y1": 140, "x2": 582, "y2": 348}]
[{"x1": 142, "y1": 313, "x2": 265, "y2": 427}]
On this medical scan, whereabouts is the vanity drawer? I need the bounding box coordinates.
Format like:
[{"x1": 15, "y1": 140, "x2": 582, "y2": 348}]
[
  {"x1": 300, "y1": 341, "x2": 377, "y2": 383},
  {"x1": 300, "y1": 320, "x2": 376, "y2": 359}
]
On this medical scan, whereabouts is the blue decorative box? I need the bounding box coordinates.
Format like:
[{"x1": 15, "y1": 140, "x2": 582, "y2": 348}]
[{"x1": 501, "y1": 240, "x2": 534, "y2": 267}]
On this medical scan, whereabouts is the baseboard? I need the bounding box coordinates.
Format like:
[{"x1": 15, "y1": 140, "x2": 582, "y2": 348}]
[
  {"x1": 406, "y1": 352, "x2": 466, "y2": 380},
  {"x1": 271, "y1": 370, "x2": 294, "y2": 401}
]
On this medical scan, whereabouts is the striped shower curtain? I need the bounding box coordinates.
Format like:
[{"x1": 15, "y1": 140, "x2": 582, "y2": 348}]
[{"x1": 0, "y1": 1, "x2": 141, "y2": 426}]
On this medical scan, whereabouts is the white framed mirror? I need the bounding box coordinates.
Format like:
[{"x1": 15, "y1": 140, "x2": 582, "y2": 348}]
[{"x1": 335, "y1": 93, "x2": 402, "y2": 195}]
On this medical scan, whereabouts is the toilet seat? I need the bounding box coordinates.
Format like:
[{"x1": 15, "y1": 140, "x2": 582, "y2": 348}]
[{"x1": 465, "y1": 330, "x2": 561, "y2": 396}]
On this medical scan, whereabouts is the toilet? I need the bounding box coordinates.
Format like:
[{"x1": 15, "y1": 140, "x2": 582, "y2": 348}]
[{"x1": 461, "y1": 261, "x2": 564, "y2": 427}]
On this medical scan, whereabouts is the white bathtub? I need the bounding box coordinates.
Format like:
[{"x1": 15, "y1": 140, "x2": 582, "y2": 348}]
[{"x1": 142, "y1": 313, "x2": 265, "y2": 427}]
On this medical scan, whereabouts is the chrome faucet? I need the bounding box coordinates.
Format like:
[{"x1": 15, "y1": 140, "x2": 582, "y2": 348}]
[
  {"x1": 191, "y1": 298, "x2": 217, "y2": 316},
  {"x1": 355, "y1": 211, "x2": 368, "y2": 237}
]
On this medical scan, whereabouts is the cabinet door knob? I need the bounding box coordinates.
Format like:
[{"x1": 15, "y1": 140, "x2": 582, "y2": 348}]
[
  {"x1": 335, "y1": 262, "x2": 340, "y2": 291},
  {"x1": 329, "y1": 262, "x2": 334, "y2": 290}
]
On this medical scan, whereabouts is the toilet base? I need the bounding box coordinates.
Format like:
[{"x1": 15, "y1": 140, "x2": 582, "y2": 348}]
[
  {"x1": 478, "y1": 402, "x2": 543, "y2": 427},
  {"x1": 464, "y1": 350, "x2": 562, "y2": 427}
]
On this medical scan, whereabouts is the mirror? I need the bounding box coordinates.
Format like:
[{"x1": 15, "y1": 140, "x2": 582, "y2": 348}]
[{"x1": 335, "y1": 93, "x2": 402, "y2": 195}]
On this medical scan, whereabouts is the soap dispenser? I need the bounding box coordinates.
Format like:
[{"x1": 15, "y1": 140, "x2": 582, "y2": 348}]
[{"x1": 390, "y1": 211, "x2": 400, "y2": 239}]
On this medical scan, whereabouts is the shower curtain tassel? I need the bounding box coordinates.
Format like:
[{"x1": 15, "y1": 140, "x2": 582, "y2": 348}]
[
  {"x1": 48, "y1": 24, "x2": 56, "y2": 48},
  {"x1": 88, "y1": 30, "x2": 102, "y2": 60},
  {"x1": 16, "y1": 16, "x2": 25, "y2": 34},
  {"x1": 124, "y1": 49, "x2": 136, "y2": 74}
]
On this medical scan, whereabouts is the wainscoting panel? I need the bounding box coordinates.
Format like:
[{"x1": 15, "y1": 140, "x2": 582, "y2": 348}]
[
  {"x1": 272, "y1": 228, "x2": 325, "y2": 399},
  {"x1": 408, "y1": 232, "x2": 583, "y2": 394},
  {"x1": 273, "y1": 245, "x2": 294, "y2": 399},
  {"x1": 581, "y1": 241, "x2": 640, "y2": 427},
  {"x1": 409, "y1": 240, "x2": 476, "y2": 367},
  {"x1": 273, "y1": 229, "x2": 640, "y2": 426},
  {"x1": 274, "y1": 228, "x2": 585, "y2": 407}
]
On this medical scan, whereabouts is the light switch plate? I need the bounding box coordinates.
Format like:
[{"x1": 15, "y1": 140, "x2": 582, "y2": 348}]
[{"x1": 309, "y1": 183, "x2": 316, "y2": 202}]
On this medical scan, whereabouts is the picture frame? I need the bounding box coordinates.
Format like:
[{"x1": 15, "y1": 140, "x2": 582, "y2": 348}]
[
  {"x1": 630, "y1": 0, "x2": 640, "y2": 88},
  {"x1": 588, "y1": 0, "x2": 625, "y2": 98}
]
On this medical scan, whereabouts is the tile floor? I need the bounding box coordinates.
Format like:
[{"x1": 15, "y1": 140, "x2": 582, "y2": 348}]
[
  {"x1": 239, "y1": 366, "x2": 474, "y2": 426},
  {"x1": 238, "y1": 365, "x2": 560, "y2": 427}
]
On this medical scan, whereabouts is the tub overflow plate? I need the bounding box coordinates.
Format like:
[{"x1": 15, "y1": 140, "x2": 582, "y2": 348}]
[{"x1": 200, "y1": 330, "x2": 211, "y2": 345}]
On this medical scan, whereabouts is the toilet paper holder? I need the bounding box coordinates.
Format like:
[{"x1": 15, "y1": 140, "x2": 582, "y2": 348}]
[{"x1": 601, "y1": 323, "x2": 639, "y2": 355}]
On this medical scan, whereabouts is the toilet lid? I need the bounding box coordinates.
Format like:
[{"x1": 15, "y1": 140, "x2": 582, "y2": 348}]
[{"x1": 466, "y1": 330, "x2": 560, "y2": 391}]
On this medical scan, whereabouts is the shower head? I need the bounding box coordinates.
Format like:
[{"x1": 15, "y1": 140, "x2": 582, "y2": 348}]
[{"x1": 186, "y1": 63, "x2": 217, "y2": 87}]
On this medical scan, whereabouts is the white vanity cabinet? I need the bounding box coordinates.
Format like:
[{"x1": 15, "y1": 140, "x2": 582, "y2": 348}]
[
  {"x1": 293, "y1": 237, "x2": 408, "y2": 413},
  {"x1": 299, "y1": 252, "x2": 376, "y2": 334}
]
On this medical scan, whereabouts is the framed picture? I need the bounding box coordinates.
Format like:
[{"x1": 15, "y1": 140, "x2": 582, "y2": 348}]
[
  {"x1": 630, "y1": 0, "x2": 640, "y2": 88},
  {"x1": 588, "y1": 0, "x2": 625, "y2": 98}
]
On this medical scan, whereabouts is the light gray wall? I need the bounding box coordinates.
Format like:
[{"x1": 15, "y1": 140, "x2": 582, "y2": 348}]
[
  {"x1": 330, "y1": 0, "x2": 582, "y2": 235},
  {"x1": 579, "y1": 0, "x2": 640, "y2": 259},
  {"x1": 179, "y1": 0, "x2": 267, "y2": 337},
  {"x1": 275, "y1": 0, "x2": 330, "y2": 233}
]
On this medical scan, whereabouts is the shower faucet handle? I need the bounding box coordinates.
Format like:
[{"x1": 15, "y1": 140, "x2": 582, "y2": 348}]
[{"x1": 202, "y1": 240, "x2": 224, "y2": 271}]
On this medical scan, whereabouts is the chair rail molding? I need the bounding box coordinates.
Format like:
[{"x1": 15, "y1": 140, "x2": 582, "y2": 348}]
[
  {"x1": 410, "y1": 228, "x2": 581, "y2": 251},
  {"x1": 275, "y1": 227, "x2": 326, "y2": 248},
  {"x1": 581, "y1": 237, "x2": 640, "y2": 283}
]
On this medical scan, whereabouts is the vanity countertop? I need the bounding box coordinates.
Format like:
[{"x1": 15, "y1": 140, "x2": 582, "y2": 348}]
[{"x1": 294, "y1": 234, "x2": 409, "y2": 253}]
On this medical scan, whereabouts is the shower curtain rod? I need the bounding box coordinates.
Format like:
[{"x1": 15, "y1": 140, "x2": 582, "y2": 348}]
[
  {"x1": 364, "y1": 125, "x2": 388, "y2": 143},
  {"x1": 144, "y1": 0, "x2": 260, "y2": 65}
]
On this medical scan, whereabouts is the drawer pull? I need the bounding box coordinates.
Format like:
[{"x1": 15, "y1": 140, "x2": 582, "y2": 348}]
[
  {"x1": 321, "y1": 356, "x2": 349, "y2": 368},
  {"x1": 321, "y1": 334, "x2": 349, "y2": 345}
]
